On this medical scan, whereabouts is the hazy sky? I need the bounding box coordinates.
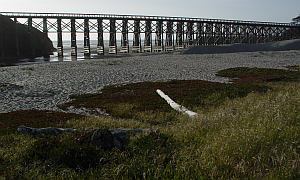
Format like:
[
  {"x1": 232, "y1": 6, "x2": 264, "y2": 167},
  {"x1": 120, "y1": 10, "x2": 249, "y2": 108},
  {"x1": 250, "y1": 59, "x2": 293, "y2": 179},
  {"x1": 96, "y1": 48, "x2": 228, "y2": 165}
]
[{"x1": 1, "y1": 0, "x2": 300, "y2": 23}]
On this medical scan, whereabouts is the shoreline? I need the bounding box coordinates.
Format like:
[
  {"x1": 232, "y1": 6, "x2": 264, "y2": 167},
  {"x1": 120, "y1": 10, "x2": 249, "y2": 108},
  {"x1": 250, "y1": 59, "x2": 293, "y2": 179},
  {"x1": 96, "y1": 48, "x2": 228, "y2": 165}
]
[
  {"x1": 0, "y1": 46, "x2": 176, "y2": 67},
  {"x1": 1, "y1": 38, "x2": 299, "y2": 67},
  {"x1": 1, "y1": 50, "x2": 300, "y2": 115}
]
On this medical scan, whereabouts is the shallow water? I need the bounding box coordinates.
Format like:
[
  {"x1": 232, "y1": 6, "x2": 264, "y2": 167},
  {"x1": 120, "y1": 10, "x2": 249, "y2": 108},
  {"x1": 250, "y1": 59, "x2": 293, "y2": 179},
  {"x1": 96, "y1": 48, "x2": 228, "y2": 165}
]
[
  {"x1": 0, "y1": 39, "x2": 141, "y2": 67},
  {"x1": 0, "y1": 47, "x2": 146, "y2": 67}
]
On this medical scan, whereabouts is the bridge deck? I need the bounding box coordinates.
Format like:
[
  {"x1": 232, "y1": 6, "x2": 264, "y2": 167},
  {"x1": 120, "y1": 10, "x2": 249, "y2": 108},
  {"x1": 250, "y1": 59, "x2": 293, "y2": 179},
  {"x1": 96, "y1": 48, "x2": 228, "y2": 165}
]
[{"x1": 1, "y1": 12, "x2": 299, "y2": 27}]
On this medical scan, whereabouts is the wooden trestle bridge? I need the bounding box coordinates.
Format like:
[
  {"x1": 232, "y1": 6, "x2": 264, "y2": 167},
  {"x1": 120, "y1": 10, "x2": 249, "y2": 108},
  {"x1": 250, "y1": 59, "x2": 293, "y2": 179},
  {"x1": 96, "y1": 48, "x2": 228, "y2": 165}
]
[{"x1": 1, "y1": 12, "x2": 300, "y2": 57}]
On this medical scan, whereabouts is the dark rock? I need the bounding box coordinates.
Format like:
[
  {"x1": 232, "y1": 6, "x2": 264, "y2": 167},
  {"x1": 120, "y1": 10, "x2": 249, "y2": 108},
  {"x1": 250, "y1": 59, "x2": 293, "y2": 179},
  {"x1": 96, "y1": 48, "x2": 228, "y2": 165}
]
[
  {"x1": 113, "y1": 136, "x2": 123, "y2": 151},
  {"x1": 113, "y1": 131, "x2": 130, "y2": 142},
  {"x1": 90, "y1": 128, "x2": 115, "y2": 150},
  {"x1": 0, "y1": 15, "x2": 55, "y2": 61}
]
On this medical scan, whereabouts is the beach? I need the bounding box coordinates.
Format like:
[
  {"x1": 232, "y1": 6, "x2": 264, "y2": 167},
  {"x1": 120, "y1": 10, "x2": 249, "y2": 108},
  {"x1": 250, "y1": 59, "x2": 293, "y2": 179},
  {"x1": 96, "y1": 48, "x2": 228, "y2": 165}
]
[{"x1": 1, "y1": 39, "x2": 300, "y2": 115}]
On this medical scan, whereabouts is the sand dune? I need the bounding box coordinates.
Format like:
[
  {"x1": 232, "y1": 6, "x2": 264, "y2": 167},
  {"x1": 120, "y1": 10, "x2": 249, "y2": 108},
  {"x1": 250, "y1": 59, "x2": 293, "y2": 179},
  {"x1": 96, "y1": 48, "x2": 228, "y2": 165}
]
[{"x1": 182, "y1": 39, "x2": 300, "y2": 54}]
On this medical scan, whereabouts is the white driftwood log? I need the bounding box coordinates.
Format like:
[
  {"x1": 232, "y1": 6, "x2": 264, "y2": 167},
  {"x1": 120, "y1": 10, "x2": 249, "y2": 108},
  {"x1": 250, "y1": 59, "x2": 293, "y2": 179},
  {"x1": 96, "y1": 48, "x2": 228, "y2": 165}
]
[{"x1": 156, "y1": 89, "x2": 198, "y2": 117}]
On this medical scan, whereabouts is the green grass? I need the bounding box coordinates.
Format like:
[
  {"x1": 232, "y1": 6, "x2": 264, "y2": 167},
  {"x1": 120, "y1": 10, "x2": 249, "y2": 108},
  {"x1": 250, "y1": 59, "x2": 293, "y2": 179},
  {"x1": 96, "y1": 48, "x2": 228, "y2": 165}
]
[{"x1": 1, "y1": 66, "x2": 300, "y2": 179}]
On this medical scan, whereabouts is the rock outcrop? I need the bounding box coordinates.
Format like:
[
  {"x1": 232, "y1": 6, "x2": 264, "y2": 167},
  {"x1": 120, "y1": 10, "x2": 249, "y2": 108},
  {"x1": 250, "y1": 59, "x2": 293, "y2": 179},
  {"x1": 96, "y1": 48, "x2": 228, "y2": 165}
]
[{"x1": 0, "y1": 15, "x2": 55, "y2": 60}]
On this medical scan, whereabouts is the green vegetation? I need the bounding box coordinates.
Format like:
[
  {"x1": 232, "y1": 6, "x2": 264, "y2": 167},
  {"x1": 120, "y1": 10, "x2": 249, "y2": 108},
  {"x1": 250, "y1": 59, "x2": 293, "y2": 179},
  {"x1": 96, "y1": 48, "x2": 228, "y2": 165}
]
[
  {"x1": 58, "y1": 79, "x2": 270, "y2": 120},
  {"x1": 1, "y1": 66, "x2": 300, "y2": 179}
]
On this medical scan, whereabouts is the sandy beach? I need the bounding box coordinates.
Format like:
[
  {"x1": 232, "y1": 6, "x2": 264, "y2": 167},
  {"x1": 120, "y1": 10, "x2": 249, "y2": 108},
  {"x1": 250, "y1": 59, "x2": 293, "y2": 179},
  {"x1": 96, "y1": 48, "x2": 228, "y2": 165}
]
[{"x1": 1, "y1": 39, "x2": 300, "y2": 115}]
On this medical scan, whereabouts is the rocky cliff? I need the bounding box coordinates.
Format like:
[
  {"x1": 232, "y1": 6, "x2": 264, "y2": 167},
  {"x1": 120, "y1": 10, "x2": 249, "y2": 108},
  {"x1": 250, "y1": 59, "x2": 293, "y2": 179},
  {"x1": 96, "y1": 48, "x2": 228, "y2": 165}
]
[{"x1": 0, "y1": 15, "x2": 55, "y2": 60}]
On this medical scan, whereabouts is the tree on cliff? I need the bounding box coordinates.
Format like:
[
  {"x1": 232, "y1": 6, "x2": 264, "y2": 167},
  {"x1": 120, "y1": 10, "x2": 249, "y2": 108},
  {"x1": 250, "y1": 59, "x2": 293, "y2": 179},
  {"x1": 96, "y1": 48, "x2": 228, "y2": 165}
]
[{"x1": 0, "y1": 15, "x2": 55, "y2": 60}]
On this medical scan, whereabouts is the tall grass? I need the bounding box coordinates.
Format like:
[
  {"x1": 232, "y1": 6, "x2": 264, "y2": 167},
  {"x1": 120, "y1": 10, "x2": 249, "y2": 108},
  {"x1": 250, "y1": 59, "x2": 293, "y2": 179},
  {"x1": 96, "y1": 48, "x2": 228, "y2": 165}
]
[{"x1": 1, "y1": 67, "x2": 300, "y2": 179}]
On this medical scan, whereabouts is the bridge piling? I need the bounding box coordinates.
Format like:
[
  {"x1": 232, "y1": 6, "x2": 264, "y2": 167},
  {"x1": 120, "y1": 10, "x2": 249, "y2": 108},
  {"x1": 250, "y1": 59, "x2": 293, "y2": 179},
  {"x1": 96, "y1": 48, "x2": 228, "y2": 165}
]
[
  {"x1": 121, "y1": 19, "x2": 129, "y2": 53},
  {"x1": 175, "y1": 21, "x2": 183, "y2": 49},
  {"x1": 133, "y1": 20, "x2": 141, "y2": 53},
  {"x1": 14, "y1": 18, "x2": 20, "y2": 57},
  {"x1": 109, "y1": 19, "x2": 116, "y2": 54},
  {"x1": 186, "y1": 22, "x2": 194, "y2": 46},
  {"x1": 71, "y1": 18, "x2": 77, "y2": 56},
  {"x1": 0, "y1": 16, "x2": 3, "y2": 57},
  {"x1": 97, "y1": 18, "x2": 104, "y2": 55},
  {"x1": 84, "y1": 18, "x2": 90, "y2": 56},
  {"x1": 165, "y1": 21, "x2": 173, "y2": 51},
  {"x1": 154, "y1": 21, "x2": 163, "y2": 52},
  {"x1": 196, "y1": 22, "x2": 203, "y2": 45},
  {"x1": 27, "y1": 17, "x2": 36, "y2": 58},
  {"x1": 42, "y1": 17, "x2": 49, "y2": 58},
  {"x1": 57, "y1": 18, "x2": 63, "y2": 57},
  {"x1": 144, "y1": 20, "x2": 152, "y2": 52},
  {"x1": 214, "y1": 23, "x2": 222, "y2": 45}
]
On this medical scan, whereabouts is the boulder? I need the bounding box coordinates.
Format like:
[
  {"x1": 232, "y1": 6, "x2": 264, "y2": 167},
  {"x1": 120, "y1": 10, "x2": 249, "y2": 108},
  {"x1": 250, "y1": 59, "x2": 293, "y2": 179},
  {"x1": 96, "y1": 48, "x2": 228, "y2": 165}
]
[{"x1": 90, "y1": 128, "x2": 115, "y2": 150}]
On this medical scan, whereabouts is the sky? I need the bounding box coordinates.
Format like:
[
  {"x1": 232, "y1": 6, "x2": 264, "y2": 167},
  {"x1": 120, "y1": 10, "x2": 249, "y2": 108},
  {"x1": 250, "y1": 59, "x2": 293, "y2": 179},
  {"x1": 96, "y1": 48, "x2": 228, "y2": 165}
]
[{"x1": 1, "y1": 0, "x2": 299, "y2": 23}]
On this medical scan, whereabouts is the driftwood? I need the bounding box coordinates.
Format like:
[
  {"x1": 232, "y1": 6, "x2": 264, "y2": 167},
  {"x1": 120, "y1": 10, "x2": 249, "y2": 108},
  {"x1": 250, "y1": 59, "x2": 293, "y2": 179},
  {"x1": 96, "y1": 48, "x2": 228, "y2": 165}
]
[
  {"x1": 17, "y1": 125, "x2": 94, "y2": 135},
  {"x1": 17, "y1": 125, "x2": 151, "y2": 136},
  {"x1": 156, "y1": 89, "x2": 198, "y2": 117},
  {"x1": 17, "y1": 125, "x2": 153, "y2": 150}
]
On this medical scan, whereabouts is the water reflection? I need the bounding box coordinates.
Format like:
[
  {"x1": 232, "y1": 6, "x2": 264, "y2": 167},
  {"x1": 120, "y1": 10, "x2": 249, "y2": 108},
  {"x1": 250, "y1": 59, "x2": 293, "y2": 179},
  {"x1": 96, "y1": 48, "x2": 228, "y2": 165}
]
[{"x1": 0, "y1": 49, "x2": 128, "y2": 67}]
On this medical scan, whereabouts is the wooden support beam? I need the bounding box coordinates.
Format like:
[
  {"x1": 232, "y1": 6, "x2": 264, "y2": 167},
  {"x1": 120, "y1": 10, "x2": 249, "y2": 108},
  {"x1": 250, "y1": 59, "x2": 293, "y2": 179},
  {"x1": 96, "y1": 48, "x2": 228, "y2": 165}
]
[
  {"x1": 205, "y1": 23, "x2": 213, "y2": 45},
  {"x1": 84, "y1": 18, "x2": 90, "y2": 56},
  {"x1": 187, "y1": 22, "x2": 194, "y2": 46},
  {"x1": 57, "y1": 18, "x2": 63, "y2": 57},
  {"x1": 166, "y1": 21, "x2": 173, "y2": 48},
  {"x1": 14, "y1": 18, "x2": 20, "y2": 57},
  {"x1": 154, "y1": 21, "x2": 163, "y2": 52},
  {"x1": 42, "y1": 17, "x2": 49, "y2": 58},
  {"x1": 109, "y1": 19, "x2": 117, "y2": 54},
  {"x1": 121, "y1": 19, "x2": 129, "y2": 53},
  {"x1": 195, "y1": 22, "x2": 203, "y2": 45},
  {"x1": 176, "y1": 21, "x2": 183, "y2": 47},
  {"x1": 71, "y1": 18, "x2": 77, "y2": 56},
  {"x1": 144, "y1": 20, "x2": 152, "y2": 47},
  {"x1": 28, "y1": 17, "x2": 35, "y2": 58},
  {"x1": 97, "y1": 18, "x2": 104, "y2": 55},
  {"x1": 0, "y1": 16, "x2": 3, "y2": 57},
  {"x1": 133, "y1": 20, "x2": 141, "y2": 52}
]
